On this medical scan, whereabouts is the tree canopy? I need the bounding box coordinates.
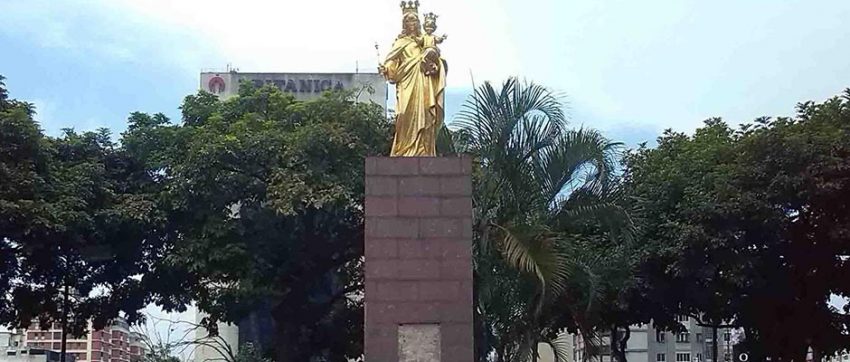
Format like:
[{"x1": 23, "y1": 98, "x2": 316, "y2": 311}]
[
  {"x1": 624, "y1": 92, "x2": 850, "y2": 362},
  {"x1": 1, "y1": 75, "x2": 165, "y2": 333},
  {"x1": 125, "y1": 82, "x2": 391, "y2": 362},
  {"x1": 3, "y1": 71, "x2": 849, "y2": 362},
  {"x1": 446, "y1": 78, "x2": 640, "y2": 361}
]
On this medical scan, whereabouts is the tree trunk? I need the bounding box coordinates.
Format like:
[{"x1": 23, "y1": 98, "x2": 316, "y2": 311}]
[
  {"x1": 619, "y1": 327, "x2": 630, "y2": 362},
  {"x1": 473, "y1": 272, "x2": 487, "y2": 362},
  {"x1": 610, "y1": 325, "x2": 629, "y2": 362},
  {"x1": 60, "y1": 284, "x2": 69, "y2": 362},
  {"x1": 611, "y1": 326, "x2": 619, "y2": 362},
  {"x1": 712, "y1": 326, "x2": 719, "y2": 362}
]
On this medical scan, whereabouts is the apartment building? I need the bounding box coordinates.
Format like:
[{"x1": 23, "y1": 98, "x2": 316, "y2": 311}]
[
  {"x1": 573, "y1": 316, "x2": 734, "y2": 362},
  {"x1": 14, "y1": 318, "x2": 147, "y2": 362}
]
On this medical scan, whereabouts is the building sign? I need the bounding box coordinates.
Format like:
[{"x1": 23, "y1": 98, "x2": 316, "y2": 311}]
[
  {"x1": 250, "y1": 78, "x2": 345, "y2": 93},
  {"x1": 199, "y1": 71, "x2": 388, "y2": 107},
  {"x1": 208, "y1": 76, "x2": 226, "y2": 94}
]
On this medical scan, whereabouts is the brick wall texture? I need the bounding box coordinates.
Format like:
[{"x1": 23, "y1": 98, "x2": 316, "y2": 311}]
[{"x1": 365, "y1": 156, "x2": 474, "y2": 362}]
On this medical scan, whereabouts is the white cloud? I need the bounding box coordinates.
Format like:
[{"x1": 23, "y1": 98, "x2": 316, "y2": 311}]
[
  {"x1": 5, "y1": 0, "x2": 850, "y2": 135},
  {"x1": 112, "y1": 0, "x2": 520, "y2": 88},
  {"x1": 0, "y1": 0, "x2": 216, "y2": 75}
]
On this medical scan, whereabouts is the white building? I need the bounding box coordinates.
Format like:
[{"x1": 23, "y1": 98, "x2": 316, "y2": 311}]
[
  {"x1": 572, "y1": 317, "x2": 734, "y2": 362},
  {"x1": 1, "y1": 327, "x2": 22, "y2": 350},
  {"x1": 199, "y1": 71, "x2": 387, "y2": 107},
  {"x1": 191, "y1": 313, "x2": 238, "y2": 362}
]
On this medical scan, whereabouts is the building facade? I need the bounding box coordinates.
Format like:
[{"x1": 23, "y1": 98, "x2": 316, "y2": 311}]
[
  {"x1": 10, "y1": 318, "x2": 147, "y2": 362},
  {"x1": 199, "y1": 71, "x2": 387, "y2": 107},
  {"x1": 1, "y1": 349, "x2": 76, "y2": 362},
  {"x1": 572, "y1": 317, "x2": 734, "y2": 362},
  {"x1": 191, "y1": 312, "x2": 238, "y2": 362},
  {"x1": 1, "y1": 327, "x2": 22, "y2": 350}
]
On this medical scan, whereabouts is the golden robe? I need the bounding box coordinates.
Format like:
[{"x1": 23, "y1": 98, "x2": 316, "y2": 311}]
[{"x1": 383, "y1": 36, "x2": 446, "y2": 157}]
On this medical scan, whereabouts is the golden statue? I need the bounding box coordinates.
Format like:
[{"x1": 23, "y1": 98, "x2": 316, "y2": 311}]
[{"x1": 379, "y1": 1, "x2": 447, "y2": 157}]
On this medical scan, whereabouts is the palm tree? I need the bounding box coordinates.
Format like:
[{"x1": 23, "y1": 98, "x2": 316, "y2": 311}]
[{"x1": 448, "y1": 78, "x2": 634, "y2": 361}]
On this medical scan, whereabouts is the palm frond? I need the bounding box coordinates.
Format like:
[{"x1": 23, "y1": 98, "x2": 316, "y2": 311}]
[
  {"x1": 450, "y1": 77, "x2": 634, "y2": 362},
  {"x1": 453, "y1": 77, "x2": 566, "y2": 157},
  {"x1": 539, "y1": 128, "x2": 622, "y2": 206},
  {"x1": 557, "y1": 180, "x2": 637, "y2": 246},
  {"x1": 492, "y1": 223, "x2": 571, "y2": 308},
  {"x1": 545, "y1": 333, "x2": 573, "y2": 362}
]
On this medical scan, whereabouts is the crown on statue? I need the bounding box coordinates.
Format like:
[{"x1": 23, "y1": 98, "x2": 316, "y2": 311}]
[
  {"x1": 423, "y1": 12, "x2": 438, "y2": 23},
  {"x1": 400, "y1": 0, "x2": 419, "y2": 16}
]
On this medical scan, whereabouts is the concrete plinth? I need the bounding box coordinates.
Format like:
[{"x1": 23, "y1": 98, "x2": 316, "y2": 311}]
[{"x1": 364, "y1": 156, "x2": 474, "y2": 362}]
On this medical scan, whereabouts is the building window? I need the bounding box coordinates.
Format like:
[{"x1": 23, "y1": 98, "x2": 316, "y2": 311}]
[
  {"x1": 696, "y1": 333, "x2": 703, "y2": 342},
  {"x1": 658, "y1": 354, "x2": 667, "y2": 362},
  {"x1": 676, "y1": 353, "x2": 691, "y2": 362},
  {"x1": 697, "y1": 353, "x2": 703, "y2": 361},
  {"x1": 677, "y1": 332, "x2": 690, "y2": 343},
  {"x1": 677, "y1": 315, "x2": 689, "y2": 322},
  {"x1": 656, "y1": 330, "x2": 666, "y2": 343},
  {"x1": 723, "y1": 331, "x2": 731, "y2": 342}
]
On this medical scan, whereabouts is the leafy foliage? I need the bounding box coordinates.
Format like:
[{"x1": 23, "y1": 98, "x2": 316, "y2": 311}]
[
  {"x1": 624, "y1": 91, "x2": 850, "y2": 361},
  {"x1": 452, "y1": 78, "x2": 636, "y2": 361},
  {"x1": 5, "y1": 69, "x2": 849, "y2": 362},
  {"x1": 1, "y1": 75, "x2": 164, "y2": 333},
  {"x1": 232, "y1": 344, "x2": 272, "y2": 362},
  {"x1": 126, "y1": 83, "x2": 391, "y2": 362}
]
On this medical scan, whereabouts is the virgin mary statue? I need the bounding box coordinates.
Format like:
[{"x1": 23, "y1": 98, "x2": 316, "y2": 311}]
[{"x1": 379, "y1": 1, "x2": 447, "y2": 157}]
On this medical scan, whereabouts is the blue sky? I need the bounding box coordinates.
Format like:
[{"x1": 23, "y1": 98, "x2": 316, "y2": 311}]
[{"x1": 3, "y1": 0, "x2": 849, "y2": 149}]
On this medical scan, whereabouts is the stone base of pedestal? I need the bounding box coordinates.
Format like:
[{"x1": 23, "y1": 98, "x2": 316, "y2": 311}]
[{"x1": 364, "y1": 156, "x2": 474, "y2": 362}]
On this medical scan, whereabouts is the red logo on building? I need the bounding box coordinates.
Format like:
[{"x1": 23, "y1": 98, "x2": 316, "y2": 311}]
[{"x1": 208, "y1": 76, "x2": 226, "y2": 94}]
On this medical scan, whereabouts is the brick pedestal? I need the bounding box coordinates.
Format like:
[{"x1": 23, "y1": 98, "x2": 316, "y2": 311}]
[{"x1": 365, "y1": 156, "x2": 474, "y2": 362}]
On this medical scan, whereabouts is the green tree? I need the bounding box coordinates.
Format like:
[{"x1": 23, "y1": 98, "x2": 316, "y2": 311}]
[
  {"x1": 127, "y1": 83, "x2": 391, "y2": 362},
  {"x1": 624, "y1": 91, "x2": 850, "y2": 362},
  {"x1": 727, "y1": 94, "x2": 850, "y2": 361},
  {"x1": 451, "y1": 78, "x2": 634, "y2": 361},
  {"x1": 625, "y1": 119, "x2": 745, "y2": 362},
  {"x1": 0, "y1": 75, "x2": 165, "y2": 357},
  {"x1": 232, "y1": 344, "x2": 272, "y2": 362}
]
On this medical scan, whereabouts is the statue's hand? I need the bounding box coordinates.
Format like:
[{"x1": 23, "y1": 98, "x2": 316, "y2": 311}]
[{"x1": 378, "y1": 64, "x2": 387, "y2": 76}]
